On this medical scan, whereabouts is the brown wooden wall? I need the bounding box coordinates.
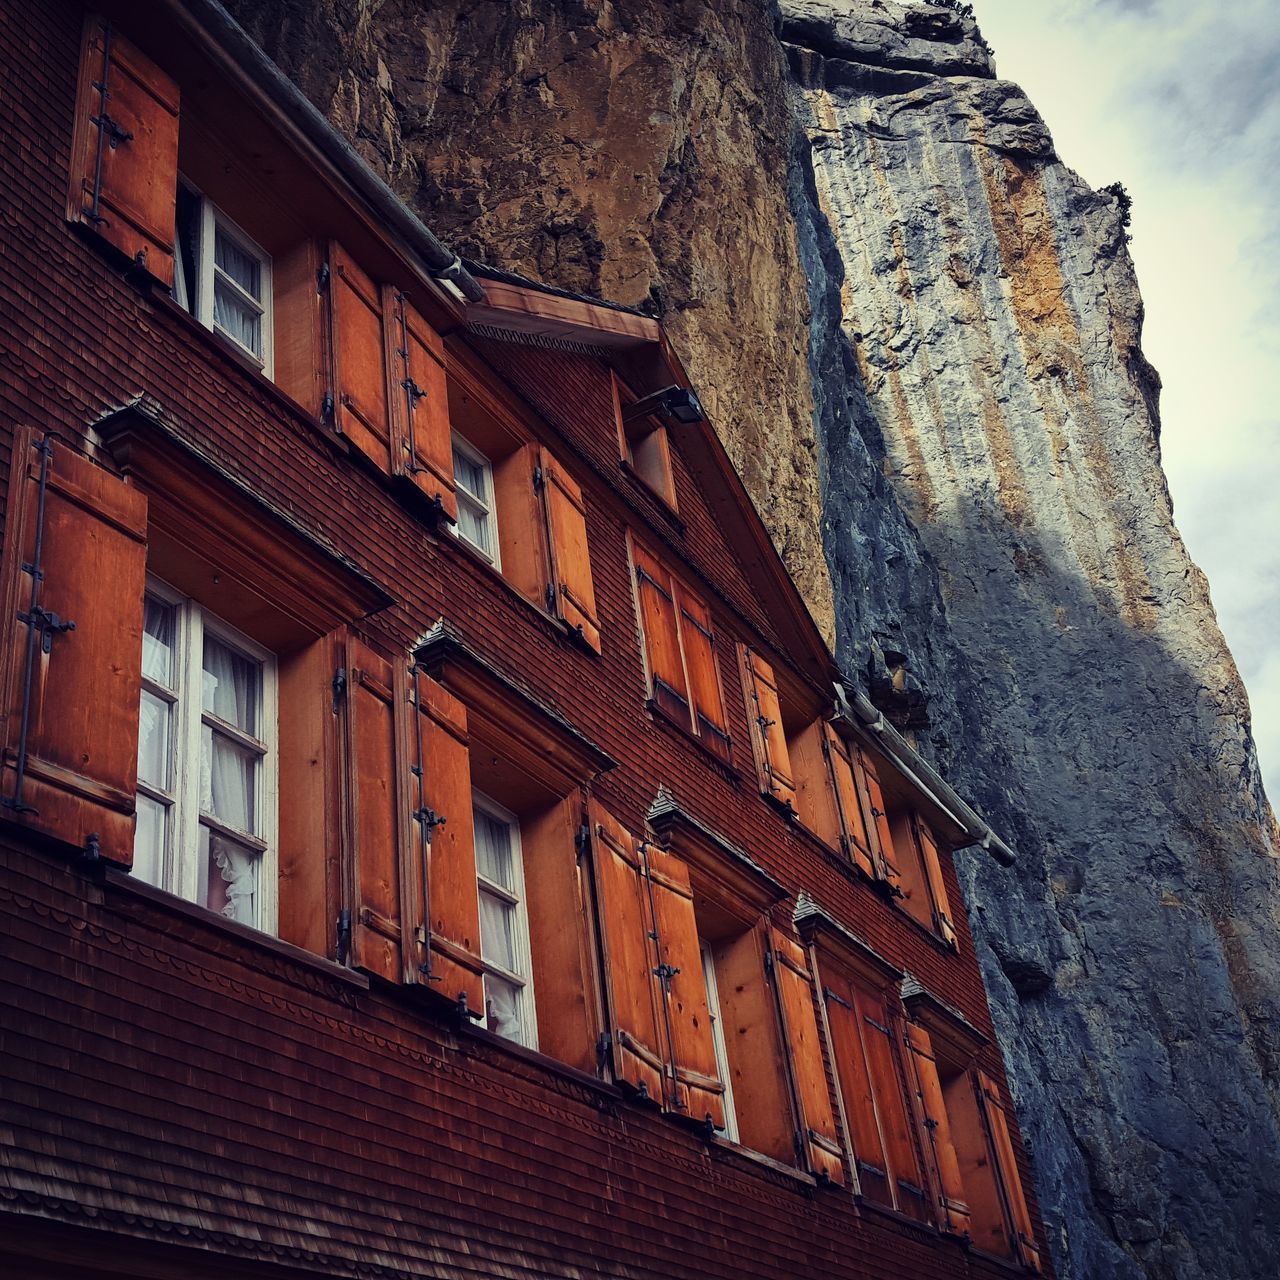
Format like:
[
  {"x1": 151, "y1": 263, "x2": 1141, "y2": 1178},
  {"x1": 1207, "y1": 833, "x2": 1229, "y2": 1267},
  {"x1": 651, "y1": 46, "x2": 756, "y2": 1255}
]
[{"x1": 0, "y1": 1, "x2": 1050, "y2": 1277}]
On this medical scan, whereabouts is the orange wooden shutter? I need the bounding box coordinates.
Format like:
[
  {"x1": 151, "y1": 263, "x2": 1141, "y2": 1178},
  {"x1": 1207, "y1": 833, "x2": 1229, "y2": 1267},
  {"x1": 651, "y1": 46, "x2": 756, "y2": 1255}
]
[
  {"x1": 822, "y1": 724, "x2": 876, "y2": 877},
  {"x1": 384, "y1": 288, "x2": 456, "y2": 520},
  {"x1": 540, "y1": 449, "x2": 601, "y2": 653},
  {"x1": 905, "y1": 1022, "x2": 972, "y2": 1236},
  {"x1": 676, "y1": 590, "x2": 730, "y2": 762},
  {"x1": 325, "y1": 243, "x2": 393, "y2": 474},
  {"x1": 913, "y1": 815, "x2": 957, "y2": 945},
  {"x1": 741, "y1": 649, "x2": 797, "y2": 811},
  {"x1": 979, "y1": 1071, "x2": 1042, "y2": 1272},
  {"x1": 855, "y1": 747, "x2": 899, "y2": 890},
  {"x1": 68, "y1": 17, "x2": 179, "y2": 285},
  {"x1": 856, "y1": 989, "x2": 932, "y2": 1223},
  {"x1": 0, "y1": 432, "x2": 146, "y2": 864},
  {"x1": 340, "y1": 636, "x2": 416, "y2": 984},
  {"x1": 633, "y1": 542, "x2": 690, "y2": 725},
  {"x1": 823, "y1": 971, "x2": 892, "y2": 1204},
  {"x1": 645, "y1": 843, "x2": 726, "y2": 1129},
  {"x1": 411, "y1": 666, "x2": 483, "y2": 1014},
  {"x1": 587, "y1": 799, "x2": 665, "y2": 1101},
  {"x1": 769, "y1": 930, "x2": 845, "y2": 1183}
]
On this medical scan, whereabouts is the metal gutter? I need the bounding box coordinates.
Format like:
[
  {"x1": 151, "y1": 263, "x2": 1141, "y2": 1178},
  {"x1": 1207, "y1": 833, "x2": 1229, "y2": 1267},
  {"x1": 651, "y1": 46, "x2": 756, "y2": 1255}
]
[
  {"x1": 834, "y1": 683, "x2": 1017, "y2": 866},
  {"x1": 168, "y1": 0, "x2": 485, "y2": 303}
]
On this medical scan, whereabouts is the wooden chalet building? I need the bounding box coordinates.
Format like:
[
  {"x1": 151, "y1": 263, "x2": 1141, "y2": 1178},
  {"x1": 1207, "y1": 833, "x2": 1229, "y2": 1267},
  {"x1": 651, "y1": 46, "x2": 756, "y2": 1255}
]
[{"x1": 0, "y1": 2, "x2": 1052, "y2": 1278}]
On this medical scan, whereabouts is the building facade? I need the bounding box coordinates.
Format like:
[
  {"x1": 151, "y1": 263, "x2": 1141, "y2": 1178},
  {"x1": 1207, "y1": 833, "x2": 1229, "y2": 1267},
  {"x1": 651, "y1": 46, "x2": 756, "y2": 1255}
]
[{"x1": 0, "y1": 2, "x2": 1050, "y2": 1278}]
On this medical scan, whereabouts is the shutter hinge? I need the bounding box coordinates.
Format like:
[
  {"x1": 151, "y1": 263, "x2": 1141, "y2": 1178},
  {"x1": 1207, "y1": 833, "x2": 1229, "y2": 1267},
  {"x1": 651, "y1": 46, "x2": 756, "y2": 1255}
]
[
  {"x1": 335, "y1": 909, "x2": 352, "y2": 966},
  {"x1": 331, "y1": 665, "x2": 347, "y2": 714},
  {"x1": 414, "y1": 806, "x2": 447, "y2": 836},
  {"x1": 532, "y1": 465, "x2": 544, "y2": 492},
  {"x1": 756, "y1": 714, "x2": 776, "y2": 731},
  {"x1": 316, "y1": 262, "x2": 331, "y2": 292},
  {"x1": 321, "y1": 390, "x2": 335, "y2": 422},
  {"x1": 575, "y1": 821, "x2": 591, "y2": 858},
  {"x1": 596, "y1": 1030, "x2": 612, "y2": 1068},
  {"x1": 763, "y1": 946, "x2": 775, "y2": 976},
  {"x1": 922, "y1": 1116, "x2": 939, "y2": 1131},
  {"x1": 545, "y1": 582, "x2": 558, "y2": 613},
  {"x1": 90, "y1": 109, "x2": 133, "y2": 151},
  {"x1": 823, "y1": 985, "x2": 853, "y2": 1010}
]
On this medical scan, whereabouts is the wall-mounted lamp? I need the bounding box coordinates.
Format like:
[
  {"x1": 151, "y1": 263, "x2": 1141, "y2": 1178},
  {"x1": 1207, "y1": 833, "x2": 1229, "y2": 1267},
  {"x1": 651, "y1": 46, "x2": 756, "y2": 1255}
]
[{"x1": 621, "y1": 384, "x2": 706, "y2": 427}]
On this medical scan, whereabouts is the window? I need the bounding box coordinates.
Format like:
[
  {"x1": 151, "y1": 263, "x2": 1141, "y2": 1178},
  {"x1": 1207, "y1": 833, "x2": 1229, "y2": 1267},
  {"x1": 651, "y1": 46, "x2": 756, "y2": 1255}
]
[
  {"x1": 700, "y1": 938, "x2": 739, "y2": 1142},
  {"x1": 631, "y1": 537, "x2": 731, "y2": 761},
  {"x1": 134, "y1": 581, "x2": 278, "y2": 931},
  {"x1": 613, "y1": 373, "x2": 677, "y2": 507},
  {"x1": 173, "y1": 182, "x2": 274, "y2": 375},
  {"x1": 473, "y1": 792, "x2": 536, "y2": 1047},
  {"x1": 450, "y1": 434, "x2": 500, "y2": 566}
]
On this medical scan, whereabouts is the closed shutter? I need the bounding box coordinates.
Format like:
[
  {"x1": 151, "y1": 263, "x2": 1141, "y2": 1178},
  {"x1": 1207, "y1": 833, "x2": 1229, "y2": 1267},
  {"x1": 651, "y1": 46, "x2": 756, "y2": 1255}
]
[
  {"x1": 770, "y1": 929, "x2": 845, "y2": 1183},
  {"x1": 539, "y1": 449, "x2": 601, "y2": 653},
  {"x1": 384, "y1": 288, "x2": 455, "y2": 520},
  {"x1": 325, "y1": 243, "x2": 393, "y2": 474},
  {"x1": 633, "y1": 542, "x2": 690, "y2": 725},
  {"x1": 823, "y1": 971, "x2": 892, "y2": 1205},
  {"x1": 741, "y1": 649, "x2": 797, "y2": 812},
  {"x1": 905, "y1": 1022, "x2": 972, "y2": 1236},
  {"x1": 0, "y1": 431, "x2": 146, "y2": 864},
  {"x1": 587, "y1": 800, "x2": 665, "y2": 1102},
  {"x1": 856, "y1": 747, "x2": 900, "y2": 891},
  {"x1": 411, "y1": 665, "x2": 483, "y2": 1014},
  {"x1": 913, "y1": 815, "x2": 958, "y2": 945},
  {"x1": 340, "y1": 636, "x2": 415, "y2": 983},
  {"x1": 857, "y1": 989, "x2": 932, "y2": 1223},
  {"x1": 979, "y1": 1071, "x2": 1043, "y2": 1272},
  {"x1": 677, "y1": 591, "x2": 730, "y2": 762},
  {"x1": 645, "y1": 843, "x2": 726, "y2": 1129},
  {"x1": 822, "y1": 724, "x2": 876, "y2": 878},
  {"x1": 68, "y1": 17, "x2": 179, "y2": 285}
]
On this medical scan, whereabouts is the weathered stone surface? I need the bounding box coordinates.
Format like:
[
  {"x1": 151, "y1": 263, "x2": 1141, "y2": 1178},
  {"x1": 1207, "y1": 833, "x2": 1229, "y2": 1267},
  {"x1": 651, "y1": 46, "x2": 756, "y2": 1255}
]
[
  {"x1": 784, "y1": 5, "x2": 1280, "y2": 1278},
  {"x1": 227, "y1": 1, "x2": 1280, "y2": 1276}
]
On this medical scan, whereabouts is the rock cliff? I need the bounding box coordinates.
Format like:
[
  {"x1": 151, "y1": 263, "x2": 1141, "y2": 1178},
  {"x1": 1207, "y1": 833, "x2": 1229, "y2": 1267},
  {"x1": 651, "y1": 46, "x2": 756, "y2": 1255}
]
[{"x1": 226, "y1": 1, "x2": 1280, "y2": 1276}]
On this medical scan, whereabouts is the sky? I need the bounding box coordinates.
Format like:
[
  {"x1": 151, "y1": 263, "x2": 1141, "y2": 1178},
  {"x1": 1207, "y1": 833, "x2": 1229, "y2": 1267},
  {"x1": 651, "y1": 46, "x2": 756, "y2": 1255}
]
[{"x1": 962, "y1": 0, "x2": 1280, "y2": 805}]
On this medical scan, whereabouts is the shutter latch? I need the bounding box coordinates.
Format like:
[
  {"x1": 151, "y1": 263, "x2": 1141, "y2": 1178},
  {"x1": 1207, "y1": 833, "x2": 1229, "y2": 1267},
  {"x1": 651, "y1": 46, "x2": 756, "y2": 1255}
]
[
  {"x1": 17, "y1": 603, "x2": 76, "y2": 655},
  {"x1": 401, "y1": 376, "x2": 426, "y2": 404},
  {"x1": 653, "y1": 962, "x2": 681, "y2": 989}
]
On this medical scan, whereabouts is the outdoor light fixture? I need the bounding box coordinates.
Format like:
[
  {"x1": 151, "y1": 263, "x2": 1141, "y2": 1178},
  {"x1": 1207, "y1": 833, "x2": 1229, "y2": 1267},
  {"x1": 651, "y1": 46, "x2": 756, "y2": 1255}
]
[{"x1": 621, "y1": 384, "x2": 706, "y2": 426}]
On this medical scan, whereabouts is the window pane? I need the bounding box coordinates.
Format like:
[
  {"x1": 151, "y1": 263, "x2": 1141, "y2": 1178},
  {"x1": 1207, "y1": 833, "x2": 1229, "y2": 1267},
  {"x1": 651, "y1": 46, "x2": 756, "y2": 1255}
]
[
  {"x1": 483, "y1": 971, "x2": 523, "y2": 1043},
  {"x1": 133, "y1": 794, "x2": 167, "y2": 888},
  {"x1": 199, "y1": 825, "x2": 258, "y2": 925},
  {"x1": 142, "y1": 595, "x2": 175, "y2": 685},
  {"x1": 475, "y1": 809, "x2": 514, "y2": 887},
  {"x1": 214, "y1": 228, "x2": 260, "y2": 296},
  {"x1": 213, "y1": 280, "x2": 263, "y2": 357},
  {"x1": 456, "y1": 498, "x2": 491, "y2": 555},
  {"x1": 202, "y1": 634, "x2": 260, "y2": 734},
  {"x1": 478, "y1": 888, "x2": 517, "y2": 973},
  {"x1": 201, "y1": 725, "x2": 258, "y2": 833},
  {"x1": 137, "y1": 689, "x2": 171, "y2": 788},
  {"x1": 452, "y1": 447, "x2": 487, "y2": 499}
]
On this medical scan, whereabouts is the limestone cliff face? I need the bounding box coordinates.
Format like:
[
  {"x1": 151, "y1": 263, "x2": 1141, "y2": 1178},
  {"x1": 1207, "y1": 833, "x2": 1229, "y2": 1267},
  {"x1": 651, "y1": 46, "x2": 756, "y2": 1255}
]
[{"x1": 228, "y1": 2, "x2": 1280, "y2": 1276}]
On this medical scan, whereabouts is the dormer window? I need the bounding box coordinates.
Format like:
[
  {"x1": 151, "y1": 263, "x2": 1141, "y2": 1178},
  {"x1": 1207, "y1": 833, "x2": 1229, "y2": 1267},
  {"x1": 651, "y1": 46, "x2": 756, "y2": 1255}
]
[{"x1": 173, "y1": 182, "x2": 274, "y2": 376}]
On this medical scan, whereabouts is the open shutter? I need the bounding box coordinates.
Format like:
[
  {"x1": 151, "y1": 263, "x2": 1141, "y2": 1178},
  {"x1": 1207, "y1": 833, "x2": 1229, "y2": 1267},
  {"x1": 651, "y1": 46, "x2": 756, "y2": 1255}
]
[
  {"x1": 411, "y1": 666, "x2": 483, "y2": 1014},
  {"x1": 539, "y1": 449, "x2": 601, "y2": 653},
  {"x1": 769, "y1": 930, "x2": 845, "y2": 1183},
  {"x1": 633, "y1": 542, "x2": 690, "y2": 725},
  {"x1": 587, "y1": 800, "x2": 665, "y2": 1101},
  {"x1": 856, "y1": 747, "x2": 899, "y2": 890},
  {"x1": 325, "y1": 243, "x2": 393, "y2": 474},
  {"x1": 741, "y1": 649, "x2": 796, "y2": 812},
  {"x1": 912, "y1": 815, "x2": 958, "y2": 945},
  {"x1": 905, "y1": 1022, "x2": 972, "y2": 1237},
  {"x1": 341, "y1": 636, "x2": 416, "y2": 983},
  {"x1": 0, "y1": 432, "x2": 146, "y2": 864},
  {"x1": 384, "y1": 288, "x2": 455, "y2": 520},
  {"x1": 979, "y1": 1071, "x2": 1043, "y2": 1272},
  {"x1": 68, "y1": 17, "x2": 179, "y2": 285},
  {"x1": 822, "y1": 724, "x2": 876, "y2": 877},
  {"x1": 676, "y1": 590, "x2": 730, "y2": 762},
  {"x1": 645, "y1": 843, "x2": 726, "y2": 1129}
]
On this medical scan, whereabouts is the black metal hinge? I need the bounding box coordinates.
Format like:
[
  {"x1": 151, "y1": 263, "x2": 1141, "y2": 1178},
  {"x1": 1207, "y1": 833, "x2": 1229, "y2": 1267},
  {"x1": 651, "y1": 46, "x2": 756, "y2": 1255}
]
[
  {"x1": 575, "y1": 821, "x2": 591, "y2": 858},
  {"x1": 335, "y1": 908, "x2": 352, "y2": 966},
  {"x1": 331, "y1": 665, "x2": 347, "y2": 714},
  {"x1": 545, "y1": 582, "x2": 558, "y2": 613},
  {"x1": 18, "y1": 603, "x2": 75, "y2": 655},
  {"x1": 653, "y1": 962, "x2": 681, "y2": 988},
  {"x1": 596, "y1": 1030, "x2": 612, "y2": 1068},
  {"x1": 532, "y1": 465, "x2": 544, "y2": 492},
  {"x1": 823, "y1": 986, "x2": 853, "y2": 1010},
  {"x1": 321, "y1": 390, "x2": 335, "y2": 423},
  {"x1": 402, "y1": 376, "x2": 426, "y2": 404},
  {"x1": 316, "y1": 262, "x2": 331, "y2": 292}
]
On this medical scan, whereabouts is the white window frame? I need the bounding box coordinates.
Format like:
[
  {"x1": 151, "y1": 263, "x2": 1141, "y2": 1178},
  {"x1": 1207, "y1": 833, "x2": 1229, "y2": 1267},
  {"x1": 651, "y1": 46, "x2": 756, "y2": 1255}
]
[
  {"x1": 135, "y1": 577, "x2": 279, "y2": 933},
  {"x1": 701, "y1": 939, "x2": 739, "y2": 1142},
  {"x1": 172, "y1": 180, "x2": 274, "y2": 377},
  {"x1": 450, "y1": 433, "x2": 501, "y2": 569},
  {"x1": 472, "y1": 790, "x2": 535, "y2": 1048}
]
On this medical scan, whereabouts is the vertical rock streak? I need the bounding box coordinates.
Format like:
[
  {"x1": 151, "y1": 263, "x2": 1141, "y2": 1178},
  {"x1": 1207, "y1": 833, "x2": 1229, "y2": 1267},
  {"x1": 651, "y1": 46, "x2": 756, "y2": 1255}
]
[{"x1": 228, "y1": 1, "x2": 1280, "y2": 1275}]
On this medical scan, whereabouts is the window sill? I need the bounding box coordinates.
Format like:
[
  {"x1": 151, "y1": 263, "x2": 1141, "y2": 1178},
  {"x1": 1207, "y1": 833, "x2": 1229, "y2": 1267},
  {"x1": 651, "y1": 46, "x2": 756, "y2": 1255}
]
[
  {"x1": 855, "y1": 1194, "x2": 942, "y2": 1240},
  {"x1": 708, "y1": 1136, "x2": 818, "y2": 1189},
  {"x1": 645, "y1": 698, "x2": 740, "y2": 782},
  {"x1": 456, "y1": 1019, "x2": 624, "y2": 1105},
  {"x1": 100, "y1": 866, "x2": 370, "y2": 994}
]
